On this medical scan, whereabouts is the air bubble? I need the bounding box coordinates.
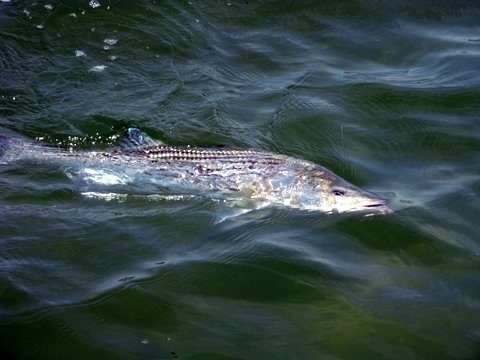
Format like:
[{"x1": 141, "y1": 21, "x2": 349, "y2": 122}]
[
  {"x1": 89, "y1": 0, "x2": 100, "y2": 8},
  {"x1": 104, "y1": 38, "x2": 118, "y2": 45}
]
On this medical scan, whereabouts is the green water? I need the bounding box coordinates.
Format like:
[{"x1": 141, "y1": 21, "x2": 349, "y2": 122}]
[{"x1": 1, "y1": 1, "x2": 479, "y2": 359}]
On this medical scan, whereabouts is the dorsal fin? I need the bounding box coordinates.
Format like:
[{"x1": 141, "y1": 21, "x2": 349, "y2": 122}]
[{"x1": 113, "y1": 127, "x2": 166, "y2": 150}]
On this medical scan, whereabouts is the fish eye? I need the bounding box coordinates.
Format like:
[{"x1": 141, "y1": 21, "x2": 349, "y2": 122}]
[{"x1": 332, "y1": 189, "x2": 345, "y2": 196}]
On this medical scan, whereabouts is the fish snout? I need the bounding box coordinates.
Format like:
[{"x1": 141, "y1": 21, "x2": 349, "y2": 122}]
[{"x1": 362, "y1": 197, "x2": 393, "y2": 215}]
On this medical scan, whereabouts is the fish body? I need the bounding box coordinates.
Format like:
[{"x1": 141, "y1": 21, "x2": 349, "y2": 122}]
[{"x1": 0, "y1": 128, "x2": 392, "y2": 215}]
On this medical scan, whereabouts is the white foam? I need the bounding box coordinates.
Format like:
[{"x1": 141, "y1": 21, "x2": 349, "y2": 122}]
[
  {"x1": 81, "y1": 192, "x2": 128, "y2": 202},
  {"x1": 88, "y1": 65, "x2": 107, "y2": 72},
  {"x1": 82, "y1": 168, "x2": 129, "y2": 185}
]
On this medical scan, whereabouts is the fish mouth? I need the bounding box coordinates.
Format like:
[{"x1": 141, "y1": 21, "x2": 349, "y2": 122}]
[
  {"x1": 333, "y1": 201, "x2": 393, "y2": 216},
  {"x1": 361, "y1": 201, "x2": 393, "y2": 215}
]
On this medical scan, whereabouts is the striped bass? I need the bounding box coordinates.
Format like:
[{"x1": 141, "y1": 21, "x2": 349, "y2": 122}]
[{"x1": 0, "y1": 128, "x2": 392, "y2": 215}]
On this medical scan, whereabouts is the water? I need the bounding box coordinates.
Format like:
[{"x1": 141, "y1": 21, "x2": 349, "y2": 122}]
[{"x1": 1, "y1": 1, "x2": 479, "y2": 359}]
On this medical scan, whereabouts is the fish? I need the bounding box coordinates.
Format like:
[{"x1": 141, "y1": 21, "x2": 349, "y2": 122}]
[{"x1": 0, "y1": 128, "x2": 392, "y2": 215}]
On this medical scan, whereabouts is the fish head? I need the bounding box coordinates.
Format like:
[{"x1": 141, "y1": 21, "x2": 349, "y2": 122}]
[
  {"x1": 321, "y1": 177, "x2": 392, "y2": 215},
  {"x1": 294, "y1": 166, "x2": 392, "y2": 215}
]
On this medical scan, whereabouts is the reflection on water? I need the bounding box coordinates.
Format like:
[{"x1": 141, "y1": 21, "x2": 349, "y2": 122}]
[{"x1": 1, "y1": 1, "x2": 479, "y2": 359}]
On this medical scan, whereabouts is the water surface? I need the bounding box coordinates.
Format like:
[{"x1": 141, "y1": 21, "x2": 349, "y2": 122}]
[{"x1": 1, "y1": 1, "x2": 479, "y2": 359}]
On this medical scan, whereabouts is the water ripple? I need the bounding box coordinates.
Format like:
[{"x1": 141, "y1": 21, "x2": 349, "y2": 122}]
[{"x1": 1, "y1": 1, "x2": 480, "y2": 358}]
